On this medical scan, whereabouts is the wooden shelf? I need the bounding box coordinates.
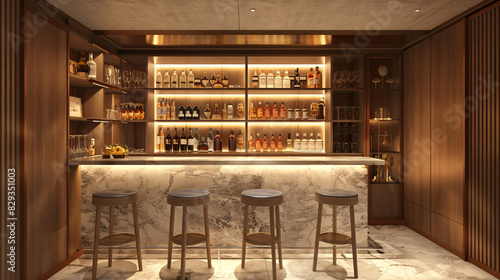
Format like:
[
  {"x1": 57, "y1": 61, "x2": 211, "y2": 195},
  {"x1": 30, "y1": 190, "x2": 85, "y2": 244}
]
[
  {"x1": 69, "y1": 116, "x2": 88, "y2": 121},
  {"x1": 332, "y1": 120, "x2": 363, "y2": 123},
  {"x1": 155, "y1": 119, "x2": 245, "y2": 122},
  {"x1": 332, "y1": 88, "x2": 364, "y2": 92},
  {"x1": 149, "y1": 87, "x2": 245, "y2": 91},
  {"x1": 69, "y1": 73, "x2": 127, "y2": 94},
  {"x1": 248, "y1": 88, "x2": 330, "y2": 91}
]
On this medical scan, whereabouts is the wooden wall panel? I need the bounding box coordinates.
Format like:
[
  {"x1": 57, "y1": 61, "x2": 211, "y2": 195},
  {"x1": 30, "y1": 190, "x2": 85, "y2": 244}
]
[
  {"x1": 25, "y1": 11, "x2": 68, "y2": 280},
  {"x1": 467, "y1": 2, "x2": 500, "y2": 277},
  {"x1": 404, "y1": 201, "x2": 431, "y2": 234}
]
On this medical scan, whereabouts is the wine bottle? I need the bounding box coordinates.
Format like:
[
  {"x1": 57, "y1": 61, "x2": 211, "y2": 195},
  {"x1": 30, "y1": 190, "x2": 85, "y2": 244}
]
[
  {"x1": 204, "y1": 104, "x2": 211, "y2": 119},
  {"x1": 228, "y1": 129, "x2": 236, "y2": 152},
  {"x1": 187, "y1": 128, "x2": 194, "y2": 152},
  {"x1": 185, "y1": 105, "x2": 193, "y2": 120},
  {"x1": 157, "y1": 126, "x2": 165, "y2": 152},
  {"x1": 180, "y1": 128, "x2": 187, "y2": 152},
  {"x1": 165, "y1": 127, "x2": 172, "y2": 152},
  {"x1": 178, "y1": 105, "x2": 186, "y2": 120},
  {"x1": 214, "y1": 129, "x2": 222, "y2": 152},
  {"x1": 193, "y1": 105, "x2": 200, "y2": 120},
  {"x1": 173, "y1": 127, "x2": 180, "y2": 152}
]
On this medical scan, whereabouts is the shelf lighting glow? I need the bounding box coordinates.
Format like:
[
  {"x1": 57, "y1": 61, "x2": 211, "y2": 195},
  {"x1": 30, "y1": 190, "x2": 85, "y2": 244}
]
[
  {"x1": 155, "y1": 64, "x2": 245, "y2": 68},
  {"x1": 248, "y1": 64, "x2": 325, "y2": 67},
  {"x1": 155, "y1": 94, "x2": 245, "y2": 98},
  {"x1": 247, "y1": 121, "x2": 325, "y2": 125},
  {"x1": 247, "y1": 94, "x2": 325, "y2": 98},
  {"x1": 155, "y1": 122, "x2": 246, "y2": 126}
]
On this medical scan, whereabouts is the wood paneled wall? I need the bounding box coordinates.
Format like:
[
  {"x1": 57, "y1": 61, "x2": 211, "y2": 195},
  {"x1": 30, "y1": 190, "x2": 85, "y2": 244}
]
[
  {"x1": 1, "y1": 0, "x2": 22, "y2": 280},
  {"x1": 467, "y1": 2, "x2": 500, "y2": 277},
  {"x1": 404, "y1": 21, "x2": 466, "y2": 259},
  {"x1": 25, "y1": 11, "x2": 69, "y2": 280}
]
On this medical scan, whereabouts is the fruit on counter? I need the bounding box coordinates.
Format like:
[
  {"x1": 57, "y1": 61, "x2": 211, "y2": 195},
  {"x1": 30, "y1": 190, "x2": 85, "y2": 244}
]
[{"x1": 102, "y1": 143, "x2": 129, "y2": 155}]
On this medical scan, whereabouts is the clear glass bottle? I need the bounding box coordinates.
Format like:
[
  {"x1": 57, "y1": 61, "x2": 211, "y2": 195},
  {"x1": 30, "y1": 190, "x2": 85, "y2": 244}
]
[
  {"x1": 207, "y1": 128, "x2": 214, "y2": 152},
  {"x1": 267, "y1": 70, "x2": 274, "y2": 88},
  {"x1": 283, "y1": 70, "x2": 290, "y2": 88},
  {"x1": 87, "y1": 52, "x2": 97, "y2": 79},
  {"x1": 308, "y1": 132, "x2": 315, "y2": 151},
  {"x1": 301, "y1": 133, "x2": 308, "y2": 150},
  {"x1": 157, "y1": 126, "x2": 165, "y2": 152},
  {"x1": 293, "y1": 132, "x2": 301, "y2": 151},
  {"x1": 302, "y1": 102, "x2": 308, "y2": 120},
  {"x1": 274, "y1": 70, "x2": 282, "y2": 88},
  {"x1": 222, "y1": 103, "x2": 228, "y2": 120},
  {"x1": 249, "y1": 102, "x2": 257, "y2": 119},
  {"x1": 193, "y1": 128, "x2": 200, "y2": 152},
  {"x1": 212, "y1": 103, "x2": 221, "y2": 120},
  {"x1": 294, "y1": 102, "x2": 301, "y2": 120},
  {"x1": 201, "y1": 72, "x2": 210, "y2": 88},
  {"x1": 237, "y1": 130, "x2": 245, "y2": 151},
  {"x1": 179, "y1": 70, "x2": 186, "y2": 88},
  {"x1": 259, "y1": 70, "x2": 266, "y2": 88},
  {"x1": 171, "y1": 101, "x2": 176, "y2": 120},
  {"x1": 287, "y1": 133, "x2": 293, "y2": 152},
  {"x1": 315, "y1": 133, "x2": 323, "y2": 152},
  {"x1": 171, "y1": 70, "x2": 178, "y2": 88},
  {"x1": 188, "y1": 69, "x2": 195, "y2": 88},
  {"x1": 222, "y1": 72, "x2": 229, "y2": 88},
  {"x1": 227, "y1": 103, "x2": 233, "y2": 119},
  {"x1": 89, "y1": 138, "x2": 95, "y2": 156},
  {"x1": 156, "y1": 98, "x2": 162, "y2": 120},
  {"x1": 156, "y1": 71, "x2": 163, "y2": 88},
  {"x1": 251, "y1": 70, "x2": 259, "y2": 88},
  {"x1": 164, "y1": 71, "x2": 171, "y2": 88},
  {"x1": 204, "y1": 104, "x2": 211, "y2": 119},
  {"x1": 287, "y1": 103, "x2": 294, "y2": 120}
]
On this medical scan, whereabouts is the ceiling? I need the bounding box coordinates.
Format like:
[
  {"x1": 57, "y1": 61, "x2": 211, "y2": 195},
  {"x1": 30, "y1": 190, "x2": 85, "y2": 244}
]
[{"x1": 48, "y1": 0, "x2": 485, "y2": 31}]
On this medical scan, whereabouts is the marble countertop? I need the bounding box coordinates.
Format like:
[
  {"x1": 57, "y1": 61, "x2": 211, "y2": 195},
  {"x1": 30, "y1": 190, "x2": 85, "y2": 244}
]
[{"x1": 69, "y1": 155, "x2": 385, "y2": 166}]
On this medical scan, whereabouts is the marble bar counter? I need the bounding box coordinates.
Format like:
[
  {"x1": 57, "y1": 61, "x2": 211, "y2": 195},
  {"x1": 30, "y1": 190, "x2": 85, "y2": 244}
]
[{"x1": 73, "y1": 156, "x2": 383, "y2": 250}]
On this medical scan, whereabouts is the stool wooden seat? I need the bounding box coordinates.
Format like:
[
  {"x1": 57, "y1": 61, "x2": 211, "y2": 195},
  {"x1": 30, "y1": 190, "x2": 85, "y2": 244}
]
[
  {"x1": 313, "y1": 189, "x2": 358, "y2": 278},
  {"x1": 241, "y1": 189, "x2": 283, "y2": 280},
  {"x1": 167, "y1": 189, "x2": 211, "y2": 280},
  {"x1": 91, "y1": 189, "x2": 142, "y2": 280}
]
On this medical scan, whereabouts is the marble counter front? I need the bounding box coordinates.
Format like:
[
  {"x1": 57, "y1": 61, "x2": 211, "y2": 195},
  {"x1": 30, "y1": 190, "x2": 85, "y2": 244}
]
[{"x1": 79, "y1": 163, "x2": 371, "y2": 249}]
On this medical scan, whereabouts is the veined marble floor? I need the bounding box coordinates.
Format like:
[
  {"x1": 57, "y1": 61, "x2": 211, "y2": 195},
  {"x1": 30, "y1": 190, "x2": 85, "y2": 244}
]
[{"x1": 50, "y1": 226, "x2": 497, "y2": 280}]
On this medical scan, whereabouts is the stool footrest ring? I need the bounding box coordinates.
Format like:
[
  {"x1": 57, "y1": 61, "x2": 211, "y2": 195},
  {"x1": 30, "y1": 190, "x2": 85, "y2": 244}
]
[
  {"x1": 245, "y1": 232, "x2": 279, "y2": 246},
  {"x1": 172, "y1": 232, "x2": 207, "y2": 246},
  {"x1": 99, "y1": 233, "x2": 137, "y2": 247},
  {"x1": 318, "y1": 232, "x2": 352, "y2": 245}
]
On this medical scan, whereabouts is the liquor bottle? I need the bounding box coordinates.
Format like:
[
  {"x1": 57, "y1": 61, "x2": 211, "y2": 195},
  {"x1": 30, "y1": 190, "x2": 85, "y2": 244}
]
[
  {"x1": 194, "y1": 78, "x2": 201, "y2": 88},
  {"x1": 335, "y1": 122, "x2": 341, "y2": 153},
  {"x1": 237, "y1": 130, "x2": 245, "y2": 151},
  {"x1": 267, "y1": 70, "x2": 274, "y2": 88},
  {"x1": 207, "y1": 128, "x2": 214, "y2": 152},
  {"x1": 171, "y1": 101, "x2": 176, "y2": 120},
  {"x1": 314, "y1": 66, "x2": 322, "y2": 88},
  {"x1": 171, "y1": 70, "x2": 178, "y2": 88},
  {"x1": 251, "y1": 70, "x2": 259, "y2": 88},
  {"x1": 300, "y1": 75, "x2": 307, "y2": 88},
  {"x1": 179, "y1": 70, "x2": 187, "y2": 88},
  {"x1": 201, "y1": 72, "x2": 210, "y2": 88},
  {"x1": 166, "y1": 101, "x2": 171, "y2": 120},
  {"x1": 214, "y1": 129, "x2": 222, "y2": 152},
  {"x1": 255, "y1": 133, "x2": 262, "y2": 152},
  {"x1": 193, "y1": 128, "x2": 200, "y2": 152},
  {"x1": 228, "y1": 129, "x2": 236, "y2": 152},
  {"x1": 287, "y1": 133, "x2": 293, "y2": 152},
  {"x1": 89, "y1": 138, "x2": 95, "y2": 156},
  {"x1": 178, "y1": 105, "x2": 186, "y2": 120},
  {"x1": 227, "y1": 103, "x2": 233, "y2": 119},
  {"x1": 302, "y1": 102, "x2": 308, "y2": 120},
  {"x1": 193, "y1": 105, "x2": 200, "y2": 120},
  {"x1": 180, "y1": 128, "x2": 187, "y2": 152},
  {"x1": 161, "y1": 99, "x2": 166, "y2": 120},
  {"x1": 280, "y1": 102, "x2": 286, "y2": 119},
  {"x1": 156, "y1": 71, "x2": 163, "y2": 88},
  {"x1": 135, "y1": 105, "x2": 141, "y2": 120},
  {"x1": 222, "y1": 103, "x2": 228, "y2": 119},
  {"x1": 157, "y1": 126, "x2": 165, "y2": 152},
  {"x1": 317, "y1": 97, "x2": 325, "y2": 120},
  {"x1": 294, "y1": 68, "x2": 301, "y2": 88},
  {"x1": 293, "y1": 132, "x2": 301, "y2": 151},
  {"x1": 307, "y1": 68, "x2": 315, "y2": 88},
  {"x1": 294, "y1": 102, "x2": 301, "y2": 120},
  {"x1": 262, "y1": 134, "x2": 269, "y2": 151},
  {"x1": 204, "y1": 104, "x2": 211, "y2": 119},
  {"x1": 198, "y1": 137, "x2": 209, "y2": 152},
  {"x1": 213, "y1": 74, "x2": 224, "y2": 88},
  {"x1": 188, "y1": 69, "x2": 195, "y2": 88},
  {"x1": 76, "y1": 52, "x2": 89, "y2": 77},
  {"x1": 264, "y1": 102, "x2": 271, "y2": 119},
  {"x1": 283, "y1": 70, "x2": 291, "y2": 88},
  {"x1": 187, "y1": 128, "x2": 194, "y2": 152},
  {"x1": 87, "y1": 52, "x2": 97, "y2": 79},
  {"x1": 301, "y1": 133, "x2": 308, "y2": 150},
  {"x1": 257, "y1": 102, "x2": 264, "y2": 119},
  {"x1": 121, "y1": 105, "x2": 127, "y2": 120},
  {"x1": 249, "y1": 102, "x2": 257, "y2": 119},
  {"x1": 173, "y1": 127, "x2": 180, "y2": 152},
  {"x1": 275, "y1": 70, "x2": 282, "y2": 88},
  {"x1": 248, "y1": 134, "x2": 255, "y2": 151},
  {"x1": 272, "y1": 102, "x2": 279, "y2": 119},
  {"x1": 277, "y1": 134, "x2": 283, "y2": 151},
  {"x1": 259, "y1": 70, "x2": 266, "y2": 88},
  {"x1": 156, "y1": 98, "x2": 162, "y2": 120},
  {"x1": 165, "y1": 127, "x2": 172, "y2": 152},
  {"x1": 222, "y1": 72, "x2": 229, "y2": 88},
  {"x1": 270, "y1": 134, "x2": 276, "y2": 152},
  {"x1": 315, "y1": 133, "x2": 323, "y2": 151},
  {"x1": 287, "y1": 103, "x2": 294, "y2": 120},
  {"x1": 164, "y1": 71, "x2": 171, "y2": 88},
  {"x1": 127, "y1": 105, "x2": 134, "y2": 120},
  {"x1": 212, "y1": 103, "x2": 221, "y2": 120},
  {"x1": 308, "y1": 132, "x2": 315, "y2": 151},
  {"x1": 209, "y1": 72, "x2": 217, "y2": 87},
  {"x1": 185, "y1": 105, "x2": 193, "y2": 120},
  {"x1": 344, "y1": 122, "x2": 350, "y2": 153}
]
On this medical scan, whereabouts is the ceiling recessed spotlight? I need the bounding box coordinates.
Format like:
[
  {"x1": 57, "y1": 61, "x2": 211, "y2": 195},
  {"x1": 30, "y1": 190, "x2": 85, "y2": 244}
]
[
  {"x1": 250, "y1": 8, "x2": 256, "y2": 12},
  {"x1": 415, "y1": 9, "x2": 421, "y2": 12}
]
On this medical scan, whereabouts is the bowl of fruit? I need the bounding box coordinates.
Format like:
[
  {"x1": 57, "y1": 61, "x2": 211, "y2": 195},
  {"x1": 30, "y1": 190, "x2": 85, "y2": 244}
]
[{"x1": 102, "y1": 144, "x2": 128, "y2": 159}]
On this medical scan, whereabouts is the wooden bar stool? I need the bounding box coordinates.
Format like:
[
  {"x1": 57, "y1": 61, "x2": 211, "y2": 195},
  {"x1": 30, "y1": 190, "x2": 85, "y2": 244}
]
[
  {"x1": 91, "y1": 189, "x2": 142, "y2": 280},
  {"x1": 167, "y1": 189, "x2": 211, "y2": 280},
  {"x1": 313, "y1": 189, "x2": 358, "y2": 278},
  {"x1": 241, "y1": 189, "x2": 284, "y2": 280}
]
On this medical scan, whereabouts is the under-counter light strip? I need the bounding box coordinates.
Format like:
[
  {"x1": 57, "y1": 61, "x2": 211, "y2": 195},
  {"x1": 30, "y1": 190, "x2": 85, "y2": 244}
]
[
  {"x1": 155, "y1": 94, "x2": 245, "y2": 98},
  {"x1": 155, "y1": 64, "x2": 245, "y2": 68},
  {"x1": 155, "y1": 122, "x2": 246, "y2": 126}
]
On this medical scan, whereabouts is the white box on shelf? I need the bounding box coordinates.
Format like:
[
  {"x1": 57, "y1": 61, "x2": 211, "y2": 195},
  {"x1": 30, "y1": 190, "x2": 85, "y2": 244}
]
[{"x1": 69, "y1": 96, "x2": 82, "y2": 117}]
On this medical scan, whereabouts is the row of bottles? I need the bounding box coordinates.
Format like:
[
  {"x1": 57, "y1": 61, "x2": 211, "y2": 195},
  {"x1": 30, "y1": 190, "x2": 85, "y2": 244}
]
[
  {"x1": 76, "y1": 52, "x2": 97, "y2": 79},
  {"x1": 156, "y1": 70, "x2": 229, "y2": 88},
  {"x1": 156, "y1": 126, "x2": 244, "y2": 153},
  {"x1": 156, "y1": 99, "x2": 245, "y2": 120},
  {"x1": 248, "y1": 132, "x2": 323, "y2": 152},
  {"x1": 120, "y1": 103, "x2": 145, "y2": 120},
  {"x1": 249, "y1": 99, "x2": 325, "y2": 120},
  {"x1": 251, "y1": 67, "x2": 322, "y2": 89}
]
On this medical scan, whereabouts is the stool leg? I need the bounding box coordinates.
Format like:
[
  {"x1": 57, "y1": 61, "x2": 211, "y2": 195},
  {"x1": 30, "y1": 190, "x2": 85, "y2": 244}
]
[
  {"x1": 350, "y1": 205, "x2": 358, "y2": 278},
  {"x1": 275, "y1": 205, "x2": 283, "y2": 269},
  {"x1": 181, "y1": 206, "x2": 188, "y2": 280},
  {"x1": 203, "y1": 203, "x2": 212, "y2": 268},
  {"x1": 108, "y1": 206, "x2": 114, "y2": 267},
  {"x1": 132, "y1": 202, "x2": 143, "y2": 271},
  {"x1": 167, "y1": 205, "x2": 175, "y2": 269},
  {"x1": 332, "y1": 205, "x2": 337, "y2": 265},
  {"x1": 313, "y1": 203, "x2": 322, "y2": 272},
  {"x1": 241, "y1": 205, "x2": 248, "y2": 269},
  {"x1": 269, "y1": 206, "x2": 277, "y2": 280},
  {"x1": 92, "y1": 206, "x2": 101, "y2": 280}
]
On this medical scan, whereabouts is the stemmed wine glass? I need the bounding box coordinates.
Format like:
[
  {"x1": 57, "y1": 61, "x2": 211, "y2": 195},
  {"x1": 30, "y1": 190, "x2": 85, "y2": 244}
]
[
  {"x1": 341, "y1": 70, "x2": 348, "y2": 88},
  {"x1": 123, "y1": 71, "x2": 131, "y2": 88},
  {"x1": 347, "y1": 71, "x2": 355, "y2": 88},
  {"x1": 83, "y1": 135, "x2": 88, "y2": 157},
  {"x1": 106, "y1": 65, "x2": 112, "y2": 84},
  {"x1": 115, "y1": 68, "x2": 121, "y2": 87},
  {"x1": 132, "y1": 70, "x2": 141, "y2": 88},
  {"x1": 69, "y1": 136, "x2": 77, "y2": 159}
]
